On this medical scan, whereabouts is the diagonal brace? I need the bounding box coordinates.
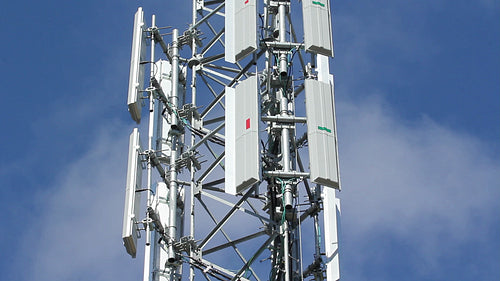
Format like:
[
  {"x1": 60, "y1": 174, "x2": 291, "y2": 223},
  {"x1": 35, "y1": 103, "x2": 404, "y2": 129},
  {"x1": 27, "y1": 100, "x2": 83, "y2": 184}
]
[{"x1": 198, "y1": 185, "x2": 257, "y2": 249}]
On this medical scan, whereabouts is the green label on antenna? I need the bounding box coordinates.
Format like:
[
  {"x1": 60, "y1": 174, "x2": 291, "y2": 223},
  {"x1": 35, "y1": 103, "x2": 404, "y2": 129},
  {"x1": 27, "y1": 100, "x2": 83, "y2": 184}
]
[
  {"x1": 312, "y1": 1, "x2": 325, "y2": 7},
  {"x1": 318, "y1": 126, "x2": 332, "y2": 133}
]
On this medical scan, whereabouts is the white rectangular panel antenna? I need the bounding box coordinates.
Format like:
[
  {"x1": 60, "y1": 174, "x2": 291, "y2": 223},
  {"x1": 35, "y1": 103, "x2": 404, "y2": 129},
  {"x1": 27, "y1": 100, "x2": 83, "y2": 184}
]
[
  {"x1": 153, "y1": 181, "x2": 170, "y2": 269},
  {"x1": 305, "y1": 79, "x2": 339, "y2": 188},
  {"x1": 225, "y1": 0, "x2": 257, "y2": 63},
  {"x1": 153, "y1": 60, "x2": 173, "y2": 163},
  {"x1": 323, "y1": 188, "x2": 341, "y2": 280},
  {"x1": 155, "y1": 59, "x2": 186, "y2": 106},
  {"x1": 127, "y1": 7, "x2": 147, "y2": 124},
  {"x1": 302, "y1": 0, "x2": 334, "y2": 57},
  {"x1": 122, "y1": 128, "x2": 143, "y2": 258},
  {"x1": 225, "y1": 76, "x2": 261, "y2": 195}
]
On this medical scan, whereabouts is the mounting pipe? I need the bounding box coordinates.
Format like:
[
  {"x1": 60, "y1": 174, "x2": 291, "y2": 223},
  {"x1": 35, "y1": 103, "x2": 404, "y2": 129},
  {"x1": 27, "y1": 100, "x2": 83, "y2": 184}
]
[{"x1": 167, "y1": 28, "x2": 180, "y2": 263}]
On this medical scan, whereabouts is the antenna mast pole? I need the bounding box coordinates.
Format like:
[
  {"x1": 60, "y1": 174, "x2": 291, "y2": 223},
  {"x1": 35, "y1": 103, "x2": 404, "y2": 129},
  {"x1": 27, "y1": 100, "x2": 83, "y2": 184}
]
[
  {"x1": 189, "y1": 2, "x2": 198, "y2": 281},
  {"x1": 142, "y1": 13, "x2": 156, "y2": 281}
]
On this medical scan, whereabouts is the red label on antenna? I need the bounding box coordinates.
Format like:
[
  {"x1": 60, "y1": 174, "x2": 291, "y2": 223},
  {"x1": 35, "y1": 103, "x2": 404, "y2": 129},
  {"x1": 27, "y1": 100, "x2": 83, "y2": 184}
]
[
  {"x1": 246, "y1": 118, "x2": 251, "y2": 129},
  {"x1": 245, "y1": 0, "x2": 249, "y2": 4}
]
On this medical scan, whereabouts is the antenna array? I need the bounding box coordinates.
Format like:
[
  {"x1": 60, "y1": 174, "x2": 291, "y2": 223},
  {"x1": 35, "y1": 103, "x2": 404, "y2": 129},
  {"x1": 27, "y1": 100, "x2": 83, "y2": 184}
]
[{"x1": 122, "y1": 1, "x2": 341, "y2": 280}]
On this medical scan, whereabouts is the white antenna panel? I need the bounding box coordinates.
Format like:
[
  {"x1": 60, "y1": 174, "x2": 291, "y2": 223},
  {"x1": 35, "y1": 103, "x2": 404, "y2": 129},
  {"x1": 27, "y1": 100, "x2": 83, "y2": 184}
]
[
  {"x1": 127, "y1": 7, "x2": 147, "y2": 124},
  {"x1": 225, "y1": 0, "x2": 257, "y2": 63},
  {"x1": 225, "y1": 76, "x2": 261, "y2": 195},
  {"x1": 153, "y1": 181, "x2": 169, "y2": 224},
  {"x1": 302, "y1": 0, "x2": 334, "y2": 57},
  {"x1": 323, "y1": 188, "x2": 341, "y2": 281},
  {"x1": 155, "y1": 59, "x2": 185, "y2": 105},
  {"x1": 305, "y1": 79, "x2": 339, "y2": 188},
  {"x1": 122, "y1": 128, "x2": 143, "y2": 258},
  {"x1": 155, "y1": 59, "x2": 173, "y2": 91},
  {"x1": 152, "y1": 181, "x2": 170, "y2": 273},
  {"x1": 154, "y1": 60, "x2": 173, "y2": 163}
]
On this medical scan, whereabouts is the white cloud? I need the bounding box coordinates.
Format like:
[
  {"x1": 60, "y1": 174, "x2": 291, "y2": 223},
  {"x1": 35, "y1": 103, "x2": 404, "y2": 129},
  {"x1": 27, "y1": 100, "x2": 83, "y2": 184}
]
[
  {"x1": 20, "y1": 121, "x2": 144, "y2": 281},
  {"x1": 336, "y1": 96, "x2": 500, "y2": 279}
]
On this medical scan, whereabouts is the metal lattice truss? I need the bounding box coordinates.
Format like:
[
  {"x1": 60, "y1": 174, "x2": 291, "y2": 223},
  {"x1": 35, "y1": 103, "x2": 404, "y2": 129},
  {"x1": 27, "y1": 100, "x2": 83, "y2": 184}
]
[{"x1": 123, "y1": 1, "x2": 341, "y2": 281}]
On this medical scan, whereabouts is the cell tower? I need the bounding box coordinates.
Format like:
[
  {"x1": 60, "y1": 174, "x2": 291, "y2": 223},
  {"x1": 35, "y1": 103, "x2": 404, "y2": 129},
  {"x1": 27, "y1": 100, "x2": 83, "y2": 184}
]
[{"x1": 122, "y1": 1, "x2": 341, "y2": 280}]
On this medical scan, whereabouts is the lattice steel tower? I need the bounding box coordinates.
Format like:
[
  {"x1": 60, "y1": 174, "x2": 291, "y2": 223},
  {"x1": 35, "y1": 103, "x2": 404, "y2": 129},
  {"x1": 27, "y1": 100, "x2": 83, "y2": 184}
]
[{"x1": 122, "y1": 1, "x2": 341, "y2": 280}]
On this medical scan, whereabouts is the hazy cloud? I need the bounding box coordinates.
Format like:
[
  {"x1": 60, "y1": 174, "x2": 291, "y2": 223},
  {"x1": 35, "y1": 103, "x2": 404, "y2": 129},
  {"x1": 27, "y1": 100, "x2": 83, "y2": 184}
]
[
  {"x1": 337, "y1": 96, "x2": 500, "y2": 280},
  {"x1": 20, "y1": 121, "x2": 143, "y2": 281}
]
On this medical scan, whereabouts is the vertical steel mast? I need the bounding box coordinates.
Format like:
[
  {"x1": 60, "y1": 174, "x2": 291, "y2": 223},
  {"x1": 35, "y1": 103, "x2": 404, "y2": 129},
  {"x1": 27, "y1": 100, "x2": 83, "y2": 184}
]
[{"x1": 122, "y1": 1, "x2": 341, "y2": 280}]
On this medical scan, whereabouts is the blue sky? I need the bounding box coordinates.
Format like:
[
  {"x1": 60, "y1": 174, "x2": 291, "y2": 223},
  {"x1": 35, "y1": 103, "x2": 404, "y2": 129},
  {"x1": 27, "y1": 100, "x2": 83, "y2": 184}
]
[{"x1": 0, "y1": 0, "x2": 499, "y2": 280}]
